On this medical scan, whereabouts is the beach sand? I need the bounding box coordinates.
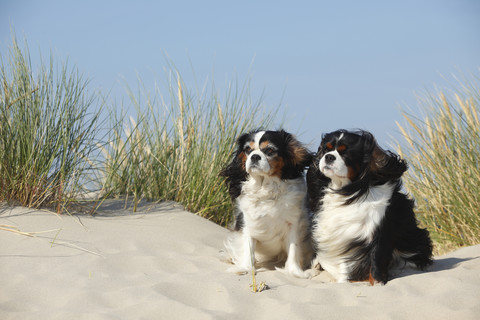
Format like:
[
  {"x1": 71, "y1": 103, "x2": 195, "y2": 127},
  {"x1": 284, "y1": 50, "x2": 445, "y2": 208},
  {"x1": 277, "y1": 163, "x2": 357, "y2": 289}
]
[{"x1": 1, "y1": 202, "x2": 479, "y2": 319}]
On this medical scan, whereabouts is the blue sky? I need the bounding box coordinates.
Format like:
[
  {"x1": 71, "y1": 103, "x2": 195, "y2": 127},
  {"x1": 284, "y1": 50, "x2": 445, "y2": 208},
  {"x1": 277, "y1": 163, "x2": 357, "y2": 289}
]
[{"x1": 1, "y1": 0, "x2": 479, "y2": 148}]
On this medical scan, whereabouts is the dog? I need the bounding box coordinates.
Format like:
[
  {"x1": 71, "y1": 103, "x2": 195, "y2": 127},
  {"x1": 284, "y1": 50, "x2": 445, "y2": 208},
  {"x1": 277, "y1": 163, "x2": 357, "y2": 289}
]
[
  {"x1": 220, "y1": 130, "x2": 313, "y2": 278},
  {"x1": 307, "y1": 129, "x2": 433, "y2": 284}
]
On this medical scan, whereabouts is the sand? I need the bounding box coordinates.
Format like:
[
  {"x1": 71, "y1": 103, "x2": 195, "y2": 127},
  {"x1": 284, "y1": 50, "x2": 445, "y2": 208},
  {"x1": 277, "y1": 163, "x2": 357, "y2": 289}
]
[{"x1": 1, "y1": 202, "x2": 479, "y2": 320}]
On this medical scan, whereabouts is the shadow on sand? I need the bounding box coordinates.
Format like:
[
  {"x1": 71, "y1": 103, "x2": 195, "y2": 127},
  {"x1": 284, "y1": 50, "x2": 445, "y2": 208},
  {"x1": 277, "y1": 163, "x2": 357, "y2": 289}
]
[
  {"x1": 394, "y1": 254, "x2": 479, "y2": 280},
  {"x1": 0, "y1": 199, "x2": 184, "y2": 218}
]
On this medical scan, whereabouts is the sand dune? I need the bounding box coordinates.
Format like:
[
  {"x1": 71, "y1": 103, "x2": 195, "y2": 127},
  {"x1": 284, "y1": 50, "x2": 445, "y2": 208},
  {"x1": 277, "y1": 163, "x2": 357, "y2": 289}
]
[{"x1": 1, "y1": 202, "x2": 479, "y2": 319}]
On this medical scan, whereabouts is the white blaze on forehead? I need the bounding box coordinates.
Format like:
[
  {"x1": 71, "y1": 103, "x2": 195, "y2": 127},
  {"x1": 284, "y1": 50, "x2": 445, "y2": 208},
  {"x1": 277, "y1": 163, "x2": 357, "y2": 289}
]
[
  {"x1": 253, "y1": 131, "x2": 266, "y2": 149},
  {"x1": 338, "y1": 132, "x2": 344, "y2": 141},
  {"x1": 245, "y1": 131, "x2": 270, "y2": 175}
]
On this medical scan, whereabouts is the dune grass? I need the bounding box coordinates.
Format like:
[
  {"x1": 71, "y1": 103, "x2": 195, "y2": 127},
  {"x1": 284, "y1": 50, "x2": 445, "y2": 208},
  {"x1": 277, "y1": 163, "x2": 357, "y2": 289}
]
[
  {"x1": 0, "y1": 37, "x2": 102, "y2": 212},
  {"x1": 0, "y1": 35, "x2": 277, "y2": 225},
  {"x1": 97, "y1": 70, "x2": 277, "y2": 225},
  {"x1": 397, "y1": 78, "x2": 480, "y2": 254}
]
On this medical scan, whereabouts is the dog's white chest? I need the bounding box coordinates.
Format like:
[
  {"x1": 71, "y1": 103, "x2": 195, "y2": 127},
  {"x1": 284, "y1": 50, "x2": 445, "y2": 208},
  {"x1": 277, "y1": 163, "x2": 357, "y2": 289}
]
[
  {"x1": 237, "y1": 177, "x2": 306, "y2": 240},
  {"x1": 313, "y1": 183, "x2": 395, "y2": 280},
  {"x1": 316, "y1": 183, "x2": 394, "y2": 244}
]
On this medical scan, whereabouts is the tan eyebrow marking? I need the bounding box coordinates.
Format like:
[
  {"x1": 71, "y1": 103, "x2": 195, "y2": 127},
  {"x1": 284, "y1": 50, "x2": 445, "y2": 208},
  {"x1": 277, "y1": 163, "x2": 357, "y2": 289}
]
[
  {"x1": 337, "y1": 145, "x2": 346, "y2": 152},
  {"x1": 260, "y1": 141, "x2": 270, "y2": 149}
]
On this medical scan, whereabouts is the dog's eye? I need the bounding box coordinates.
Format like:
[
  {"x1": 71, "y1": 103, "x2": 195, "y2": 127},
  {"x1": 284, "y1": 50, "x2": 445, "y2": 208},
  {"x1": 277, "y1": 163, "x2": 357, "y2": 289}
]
[
  {"x1": 325, "y1": 142, "x2": 334, "y2": 151},
  {"x1": 264, "y1": 148, "x2": 275, "y2": 156},
  {"x1": 244, "y1": 146, "x2": 252, "y2": 154}
]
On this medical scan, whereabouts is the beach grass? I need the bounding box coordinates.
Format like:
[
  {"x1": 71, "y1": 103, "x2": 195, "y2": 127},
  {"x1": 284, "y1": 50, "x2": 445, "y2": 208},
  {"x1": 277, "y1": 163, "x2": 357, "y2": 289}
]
[
  {"x1": 0, "y1": 36, "x2": 102, "y2": 212},
  {"x1": 97, "y1": 68, "x2": 277, "y2": 225},
  {"x1": 0, "y1": 35, "x2": 277, "y2": 225},
  {"x1": 396, "y1": 77, "x2": 480, "y2": 254}
]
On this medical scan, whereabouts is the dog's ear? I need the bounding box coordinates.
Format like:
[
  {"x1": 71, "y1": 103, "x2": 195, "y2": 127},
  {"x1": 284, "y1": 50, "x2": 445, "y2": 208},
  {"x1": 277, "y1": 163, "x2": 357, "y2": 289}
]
[
  {"x1": 370, "y1": 146, "x2": 407, "y2": 182},
  {"x1": 236, "y1": 132, "x2": 251, "y2": 150},
  {"x1": 316, "y1": 134, "x2": 328, "y2": 159},
  {"x1": 306, "y1": 133, "x2": 335, "y2": 211},
  {"x1": 363, "y1": 132, "x2": 407, "y2": 183},
  {"x1": 308, "y1": 133, "x2": 332, "y2": 184},
  {"x1": 306, "y1": 150, "x2": 330, "y2": 212},
  {"x1": 219, "y1": 132, "x2": 251, "y2": 200},
  {"x1": 281, "y1": 130, "x2": 310, "y2": 168},
  {"x1": 274, "y1": 130, "x2": 311, "y2": 180},
  {"x1": 233, "y1": 132, "x2": 252, "y2": 169}
]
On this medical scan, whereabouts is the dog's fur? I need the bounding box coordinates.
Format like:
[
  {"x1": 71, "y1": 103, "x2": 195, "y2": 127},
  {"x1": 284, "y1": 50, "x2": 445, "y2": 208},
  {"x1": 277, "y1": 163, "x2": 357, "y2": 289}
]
[
  {"x1": 307, "y1": 129, "x2": 433, "y2": 284},
  {"x1": 220, "y1": 130, "x2": 313, "y2": 278}
]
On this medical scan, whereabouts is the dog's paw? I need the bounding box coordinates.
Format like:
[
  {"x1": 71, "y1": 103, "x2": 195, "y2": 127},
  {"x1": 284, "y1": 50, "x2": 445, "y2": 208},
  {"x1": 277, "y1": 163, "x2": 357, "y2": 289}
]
[
  {"x1": 275, "y1": 266, "x2": 310, "y2": 279},
  {"x1": 227, "y1": 265, "x2": 251, "y2": 275},
  {"x1": 303, "y1": 267, "x2": 321, "y2": 279}
]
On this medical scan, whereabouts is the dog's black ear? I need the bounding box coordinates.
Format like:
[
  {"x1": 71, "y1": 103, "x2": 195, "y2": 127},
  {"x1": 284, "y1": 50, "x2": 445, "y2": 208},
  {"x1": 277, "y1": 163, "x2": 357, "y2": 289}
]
[
  {"x1": 219, "y1": 132, "x2": 251, "y2": 200},
  {"x1": 236, "y1": 132, "x2": 251, "y2": 151},
  {"x1": 316, "y1": 134, "x2": 328, "y2": 159},
  {"x1": 306, "y1": 162, "x2": 328, "y2": 213},
  {"x1": 306, "y1": 139, "x2": 331, "y2": 212},
  {"x1": 370, "y1": 147, "x2": 407, "y2": 183},
  {"x1": 361, "y1": 131, "x2": 407, "y2": 183}
]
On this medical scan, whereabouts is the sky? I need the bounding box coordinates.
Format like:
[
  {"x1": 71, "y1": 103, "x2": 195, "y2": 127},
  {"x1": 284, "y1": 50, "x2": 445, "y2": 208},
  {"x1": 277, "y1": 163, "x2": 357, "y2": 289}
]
[{"x1": 1, "y1": 0, "x2": 479, "y2": 149}]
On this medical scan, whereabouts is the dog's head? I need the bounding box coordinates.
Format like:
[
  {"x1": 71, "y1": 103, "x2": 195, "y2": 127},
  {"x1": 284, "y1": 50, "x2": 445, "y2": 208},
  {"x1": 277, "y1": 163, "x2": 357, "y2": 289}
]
[
  {"x1": 237, "y1": 130, "x2": 309, "y2": 178},
  {"x1": 221, "y1": 130, "x2": 311, "y2": 199},
  {"x1": 308, "y1": 129, "x2": 407, "y2": 207}
]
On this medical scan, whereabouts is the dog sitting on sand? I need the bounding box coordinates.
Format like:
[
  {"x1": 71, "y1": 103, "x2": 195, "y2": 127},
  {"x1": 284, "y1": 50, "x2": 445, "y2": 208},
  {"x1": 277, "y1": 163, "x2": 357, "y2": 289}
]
[
  {"x1": 306, "y1": 129, "x2": 433, "y2": 284},
  {"x1": 220, "y1": 130, "x2": 314, "y2": 278}
]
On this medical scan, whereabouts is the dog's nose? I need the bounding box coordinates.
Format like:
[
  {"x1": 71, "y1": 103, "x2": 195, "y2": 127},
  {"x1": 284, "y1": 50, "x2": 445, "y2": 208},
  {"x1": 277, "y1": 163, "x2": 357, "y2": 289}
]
[
  {"x1": 325, "y1": 154, "x2": 336, "y2": 164},
  {"x1": 251, "y1": 154, "x2": 261, "y2": 162}
]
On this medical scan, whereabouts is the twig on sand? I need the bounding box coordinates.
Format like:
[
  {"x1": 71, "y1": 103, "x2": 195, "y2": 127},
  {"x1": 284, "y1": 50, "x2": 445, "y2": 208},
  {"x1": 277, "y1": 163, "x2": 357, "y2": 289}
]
[
  {"x1": 1, "y1": 224, "x2": 62, "y2": 237},
  {"x1": 0, "y1": 224, "x2": 34, "y2": 237},
  {"x1": 249, "y1": 242, "x2": 269, "y2": 293},
  {"x1": 49, "y1": 240, "x2": 104, "y2": 257},
  {"x1": 250, "y1": 267, "x2": 270, "y2": 293},
  {"x1": 1, "y1": 224, "x2": 103, "y2": 257}
]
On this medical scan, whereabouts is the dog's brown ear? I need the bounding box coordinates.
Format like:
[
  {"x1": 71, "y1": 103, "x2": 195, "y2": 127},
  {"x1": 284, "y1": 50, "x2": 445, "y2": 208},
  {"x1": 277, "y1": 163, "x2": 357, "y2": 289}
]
[
  {"x1": 289, "y1": 137, "x2": 310, "y2": 167},
  {"x1": 281, "y1": 130, "x2": 310, "y2": 167},
  {"x1": 275, "y1": 130, "x2": 311, "y2": 180}
]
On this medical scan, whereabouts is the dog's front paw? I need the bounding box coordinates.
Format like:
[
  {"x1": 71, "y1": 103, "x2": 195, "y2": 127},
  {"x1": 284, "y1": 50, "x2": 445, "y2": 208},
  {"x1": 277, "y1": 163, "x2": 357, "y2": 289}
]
[
  {"x1": 303, "y1": 267, "x2": 321, "y2": 279},
  {"x1": 227, "y1": 265, "x2": 252, "y2": 275},
  {"x1": 275, "y1": 266, "x2": 310, "y2": 279}
]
